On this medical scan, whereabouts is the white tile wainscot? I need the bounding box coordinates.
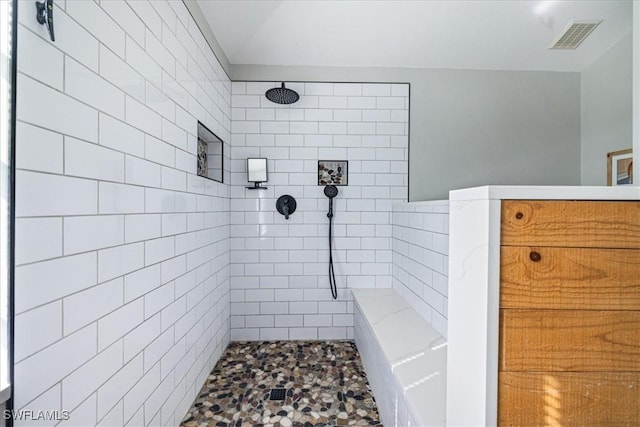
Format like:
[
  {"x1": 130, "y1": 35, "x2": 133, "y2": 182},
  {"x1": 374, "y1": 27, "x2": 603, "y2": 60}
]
[
  {"x1": 392, "y1": 200, "x2": 449, "y2": 337},
  {"x1": 446, "y1": 185, "x2": 640, "y2": 427},
  {"x1": 353, "y1": 289, "x2": 446, "y2": 427}
]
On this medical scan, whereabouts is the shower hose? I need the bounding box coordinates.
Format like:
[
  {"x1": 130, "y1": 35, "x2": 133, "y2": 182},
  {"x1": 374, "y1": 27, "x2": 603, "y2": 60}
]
[{"x1": 328, "y1": 202, "x2": 338, "y2": 300}]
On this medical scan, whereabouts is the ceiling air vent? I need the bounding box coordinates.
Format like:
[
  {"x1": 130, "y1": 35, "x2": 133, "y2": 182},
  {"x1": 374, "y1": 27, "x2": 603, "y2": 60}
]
[{"x1": 549, "y1": 20, "x2": 602, "y2": 49}]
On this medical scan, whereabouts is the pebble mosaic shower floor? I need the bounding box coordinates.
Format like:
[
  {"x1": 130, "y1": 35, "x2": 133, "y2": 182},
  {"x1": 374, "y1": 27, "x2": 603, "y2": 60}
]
[{"x1": 181, "y1": 341, "x2": 382, "y2": 427}]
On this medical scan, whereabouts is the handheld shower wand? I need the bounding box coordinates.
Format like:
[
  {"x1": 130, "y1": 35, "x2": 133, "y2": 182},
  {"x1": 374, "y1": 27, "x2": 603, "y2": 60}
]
[{"x1": 324, "y1": 185, "x2": 339, "y2": 300}]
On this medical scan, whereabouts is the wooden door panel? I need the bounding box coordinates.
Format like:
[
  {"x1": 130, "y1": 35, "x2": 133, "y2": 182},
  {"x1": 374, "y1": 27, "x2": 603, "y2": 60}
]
[
  {"x1": 499, "y1": 372, "x2": 640, "y2": 426},
  {"x1": 501, "y1": 201, "x2": 640, "y2": 248},
  {"x1": 500, "y1": 246, "x2": 640, "y2": 310},
  {"x1": 499, "y1": 310, "x2": 640, "y2": 372}
]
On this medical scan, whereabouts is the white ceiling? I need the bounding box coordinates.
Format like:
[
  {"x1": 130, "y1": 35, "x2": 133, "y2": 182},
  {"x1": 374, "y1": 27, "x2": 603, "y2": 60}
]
[{"x1": 197, "y1": 0, "x2": 633, "y2": 72}]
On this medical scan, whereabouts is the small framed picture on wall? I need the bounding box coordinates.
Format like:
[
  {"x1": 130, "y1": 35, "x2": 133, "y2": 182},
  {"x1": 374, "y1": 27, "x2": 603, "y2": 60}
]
[
  {"x1": 318, "y1": 160, "x2": 348, "y2": 186},
  {"x1": 607, "y1": 149, "x2": 633, "y2": 186}
]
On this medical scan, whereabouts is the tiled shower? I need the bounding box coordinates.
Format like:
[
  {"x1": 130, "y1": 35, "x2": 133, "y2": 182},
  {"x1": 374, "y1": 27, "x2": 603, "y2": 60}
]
[
  {"x1": 12, "y1": 0, "x2": 448, "y2": 425},
  {"x1": 229, "y1": 81, "x2": 409, "y2": 341}
]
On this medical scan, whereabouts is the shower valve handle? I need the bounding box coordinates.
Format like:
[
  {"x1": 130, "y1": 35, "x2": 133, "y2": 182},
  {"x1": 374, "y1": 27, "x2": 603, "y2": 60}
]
[{"x1": 276, "y1": 195, "x2": 297, "y2": 220}]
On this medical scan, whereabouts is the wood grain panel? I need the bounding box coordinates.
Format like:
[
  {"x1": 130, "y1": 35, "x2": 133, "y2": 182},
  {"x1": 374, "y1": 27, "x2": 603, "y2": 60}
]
[
  {"x1": 500, "y1": 246, "x2": 640, "y2": 310},
  {"x1": 501, "y1": 200, "x2": 640, "y2": 248},
  {"x1": 498, "y1": 372, "x2": 640, "y2": 426},
  {"x1": 499, "y1": 310, "x2": 640, "y2": 372}
]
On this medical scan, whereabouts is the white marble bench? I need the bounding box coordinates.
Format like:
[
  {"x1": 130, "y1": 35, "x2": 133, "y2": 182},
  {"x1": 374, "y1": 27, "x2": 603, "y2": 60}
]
[{"x1": 352, "y1": 289, "x2": 446, "y2": 427}]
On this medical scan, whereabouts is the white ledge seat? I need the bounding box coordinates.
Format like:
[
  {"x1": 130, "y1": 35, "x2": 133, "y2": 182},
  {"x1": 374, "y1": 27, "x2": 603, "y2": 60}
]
[{"x1": 352, "y1": 289, "x2": 447, "y2": 427}]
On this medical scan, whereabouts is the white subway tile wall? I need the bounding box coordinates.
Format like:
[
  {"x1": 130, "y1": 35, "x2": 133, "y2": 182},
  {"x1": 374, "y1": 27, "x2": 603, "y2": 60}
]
[
  {"x1": 229, "y1": 82, "x2": 409, "y2": 341},
  {"x1": 14, "y1": 1, "x2": 231, "y2": 426},
  {"x1": 391, "y1": 201, "x2": 449, "y2": 337}
]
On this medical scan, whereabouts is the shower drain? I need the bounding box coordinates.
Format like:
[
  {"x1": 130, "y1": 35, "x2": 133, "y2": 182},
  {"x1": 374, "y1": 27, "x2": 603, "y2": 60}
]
[{"x1": 269, "y1": 388, "x2": 287, "y2": 400}]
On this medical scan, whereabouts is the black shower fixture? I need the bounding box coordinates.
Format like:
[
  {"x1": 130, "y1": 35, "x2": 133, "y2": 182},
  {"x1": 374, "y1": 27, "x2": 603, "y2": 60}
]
[
  {"x1": 324, "y1": 184, "x2": 338, "y2": 218},
  {"x1": 265, "y1": 83, "x2": 299, "y2": 105},
  {"x1": 324, "y1": 185, "x2": 339, "y2": 300},
  {"x1": 36, "y1": 0, "x2": 55, "y2": 41},
  {"x1": 276, "y1": 195, "x2": 297, "y2": 220}
]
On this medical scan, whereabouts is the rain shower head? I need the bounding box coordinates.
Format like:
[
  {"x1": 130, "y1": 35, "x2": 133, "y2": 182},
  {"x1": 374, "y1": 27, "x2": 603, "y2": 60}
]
[{"x1": 265, "y1": 82, "x2": 299, "y2": 105}]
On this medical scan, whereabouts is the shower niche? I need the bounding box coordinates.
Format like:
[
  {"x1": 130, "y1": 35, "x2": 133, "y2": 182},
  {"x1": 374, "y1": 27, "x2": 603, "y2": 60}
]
[{"x1": 197, "y1": 121, "x2": 223, "y2": 183}]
